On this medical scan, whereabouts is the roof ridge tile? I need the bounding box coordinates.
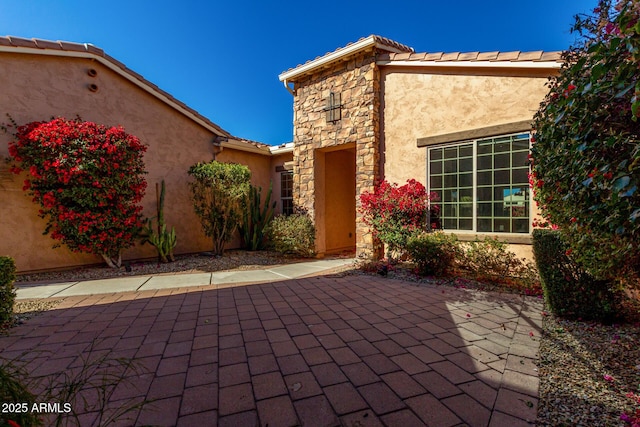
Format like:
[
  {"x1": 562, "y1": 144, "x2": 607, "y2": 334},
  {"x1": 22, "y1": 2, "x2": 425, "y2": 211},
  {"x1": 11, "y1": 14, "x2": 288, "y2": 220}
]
[
  {"x1": 7, "y1": 36, "x2": 37, "y2": 48},
  {"x1": 496, "y1": 51, "x2": 521, "y2": 61},
  {"x1": 32, "y1": 38, "x2": 63, "y2": 50},
  {"x1": 440, "y1": 52, "x2": 461, "y2": 61}
]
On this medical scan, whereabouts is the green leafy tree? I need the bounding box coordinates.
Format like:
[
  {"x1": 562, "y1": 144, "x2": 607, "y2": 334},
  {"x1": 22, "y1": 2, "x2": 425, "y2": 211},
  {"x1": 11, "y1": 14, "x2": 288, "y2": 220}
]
[
  {"x1": 188, "y1": 161, "x2": 251, "y2": 256},
  {"x1": 531, "y1": 0, "x2": 640, "y2": 283}
]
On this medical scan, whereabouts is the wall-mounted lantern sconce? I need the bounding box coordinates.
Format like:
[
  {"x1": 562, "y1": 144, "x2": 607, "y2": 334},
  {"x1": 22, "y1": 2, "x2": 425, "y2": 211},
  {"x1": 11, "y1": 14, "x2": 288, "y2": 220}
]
[{"x1": 324, "y1": 92, "x2": 342, "y2": 123}]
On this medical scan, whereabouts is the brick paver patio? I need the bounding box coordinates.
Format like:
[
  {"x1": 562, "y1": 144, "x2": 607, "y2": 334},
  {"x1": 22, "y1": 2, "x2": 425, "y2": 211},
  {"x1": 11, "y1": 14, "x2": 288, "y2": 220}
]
[{"x1": 1, "y1": 274, "x2": 543, "y2": 426}]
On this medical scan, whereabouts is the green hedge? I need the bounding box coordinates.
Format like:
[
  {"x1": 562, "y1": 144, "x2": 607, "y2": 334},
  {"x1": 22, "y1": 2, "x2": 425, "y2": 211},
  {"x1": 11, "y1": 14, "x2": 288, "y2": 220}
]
[
  {"x1": 0, "y1": 256, "x2": 16, "y2": 325},
  {"x1": 406, "y1": 232, "x2": 460, "y2": 276},
  {"x1": 532, "y1": 229, "x2": 617, "y2": 322}
]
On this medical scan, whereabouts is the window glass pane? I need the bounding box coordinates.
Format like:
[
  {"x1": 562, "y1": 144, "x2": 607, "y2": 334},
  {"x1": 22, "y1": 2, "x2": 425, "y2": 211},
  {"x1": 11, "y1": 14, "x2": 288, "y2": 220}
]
[
  {"x1": 477, "y1": 171, "x2": 492, "y2": 186},
  {"x1": 460, "y1": 203, "x2": 473, "y2": 218},
  {"x1": 460, "y1": 144, "x2": 473, "y2": 157},
  {"x1": 460, "y1": 173, "x2": 473, "y2": 187},
  {"x1": 430, "y1": 161, "x2": 442, "y2": 174},
  {"x1": 459, "y1": 157, "x2": 473, "y2": 171},
  {"x1": 494, "y1": 202, "x2": 509, "y2": 217},
  {"x1": 430, "y1": 148, "x2": 443, "y2": 160},
  {"x1": 444, "y1": 147, "x2": 458, "y2": 159},
  {"x1": 512, "y1": 137, "x2": 530, "y2": 151},
  {"x1": 443, "y1": 204, "x2": 456, "y2": 217},
  {"x1": 443, "y1": 190, "x2": 457, "y2": 202},
  {"x1": 512, "y1": 168, "x2": 529, "y2": 184},
  {"x1": 282, "y1": 199, "x2": 293, "y2": 216},
  {"x1": 477, "y1": 187, "x2": 492, "y2": 201},
  {"x1": 510, "y1": 203, "x2": 528, "y2": 218},
  {"x1": 444, "y1": 218, "x2": 458, "y2": 229},
  {"x1": 459, "y1": 219, "x2": 473, "y2": 230},
  {"x1": 477, "y1": 203, "x2": 492, "y2": 217},
  {"x1": 478, "y1": 219, "x2": 492, "y2": 232},
  {"x1": 494, "y1": 170, "x2": 510, "y2": 185},
  {"x1": 444, "y1": 175, "x2": 457, "y2": 187},
  {"x1": 494, "y1": 218, "x2": 510, "y2": 232},
  {"x1": 495, "y1": 153, "x2": 510, "y2": 169},
  {"x1": 513, "y1": 219, "x2": 530, "y2": 233},
  {"x1": 459, "y1": 188, "x2": 473, "y2": 200},
  {"x1": 512, "y1": 151, "x2": 528, "y2": 167},
  {"x1": 495, "y1": 141, "x2": 510, "y2": 152},
  {"x1": 430, "y1": 175, "x2": 442, "y2": 188},
  {"x1": 444, "y1": 159, "x2": 457, "y2": 173},
  {"x1": 478, "y1": 141, "x2": 492, "y2": 154},
  {"x1": 478, "y1": 155, "x2": 492, "y2": 170},
  {"x1": 494, "y1": 186, "x2": 509, "y2": 201}
]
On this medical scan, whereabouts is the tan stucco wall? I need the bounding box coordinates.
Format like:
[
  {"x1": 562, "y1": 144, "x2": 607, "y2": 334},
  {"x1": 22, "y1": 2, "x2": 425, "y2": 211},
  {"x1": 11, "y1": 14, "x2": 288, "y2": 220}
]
[
  {"x1": 381, "y1": 67, "x2": 552, "y2": 186},
  {"x1": 380, "y1": 67, "x2": 553, "y2": 259},
  {"x1": 0, "y1": 52, "x2": 271, "y2": 272}
]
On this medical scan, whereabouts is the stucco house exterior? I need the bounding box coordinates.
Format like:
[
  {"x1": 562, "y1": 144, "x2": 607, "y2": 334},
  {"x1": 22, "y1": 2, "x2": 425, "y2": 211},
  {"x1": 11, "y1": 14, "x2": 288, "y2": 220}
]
[
  {"x1": 0, "y1": 36, "x2": 293, "y2": 273},
  {"x1": 1, "y1": 34, "x2": 562, "y2": 272},
  {"x1": 278, "y1": 35, "x2": 562, "y2": 260}
]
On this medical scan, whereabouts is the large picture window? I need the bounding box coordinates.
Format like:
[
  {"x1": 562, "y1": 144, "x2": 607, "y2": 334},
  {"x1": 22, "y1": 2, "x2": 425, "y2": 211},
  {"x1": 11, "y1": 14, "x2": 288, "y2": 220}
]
[{"x1": 427, "y1": 133, "x2": 531, "y2": 234}]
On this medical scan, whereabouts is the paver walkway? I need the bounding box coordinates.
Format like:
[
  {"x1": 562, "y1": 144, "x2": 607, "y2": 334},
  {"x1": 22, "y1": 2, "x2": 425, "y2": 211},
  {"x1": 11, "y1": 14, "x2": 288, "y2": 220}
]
[{"x1": 1, "y1": 271, "x2": 543, "y2": 426}]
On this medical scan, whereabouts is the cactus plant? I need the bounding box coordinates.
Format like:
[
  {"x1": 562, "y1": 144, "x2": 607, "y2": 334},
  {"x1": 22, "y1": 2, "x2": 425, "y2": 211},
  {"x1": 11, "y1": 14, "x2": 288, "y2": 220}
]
[
  {"x1": 240, "y1": 183, "x2": 276, "y2": 251},
  {"x1": 142, "y1": 180, "x2": 176, "y2": 262}
]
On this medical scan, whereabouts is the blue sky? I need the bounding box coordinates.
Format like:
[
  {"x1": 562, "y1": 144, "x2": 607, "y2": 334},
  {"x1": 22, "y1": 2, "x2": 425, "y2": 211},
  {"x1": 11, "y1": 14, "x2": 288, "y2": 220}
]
[{"x1": 1, "y1": 0, "x2": 597, "y2": 145}]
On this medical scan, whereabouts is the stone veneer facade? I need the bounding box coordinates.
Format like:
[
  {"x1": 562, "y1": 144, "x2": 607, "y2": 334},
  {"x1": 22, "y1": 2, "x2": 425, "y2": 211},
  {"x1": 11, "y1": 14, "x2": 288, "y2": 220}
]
[{"x1": 291, "y1": 49, "x2": 383, "y2": 258}]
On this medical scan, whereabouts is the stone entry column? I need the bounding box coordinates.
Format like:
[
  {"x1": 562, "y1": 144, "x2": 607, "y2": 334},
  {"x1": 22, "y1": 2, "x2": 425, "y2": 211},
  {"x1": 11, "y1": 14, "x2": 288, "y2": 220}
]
[{"x1": 292, "y1": 51, "x2": 383, "y2": 259}]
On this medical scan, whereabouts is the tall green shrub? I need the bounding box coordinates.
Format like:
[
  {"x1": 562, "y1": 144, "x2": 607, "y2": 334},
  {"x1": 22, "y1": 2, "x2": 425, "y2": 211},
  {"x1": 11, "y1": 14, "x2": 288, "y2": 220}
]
[
  {"x1": 188, "y1": 161, "x2": 250, "y2": 256},
  {"x1": 531, "y1": 1, "x2": 640, "y2": 282},
  {"x1": 532, "y1": 229, "x2": 617, "y2": 321},
  {"x1": 0, "y1": 257, "x2": 16, "y2": 325},
  {"x1": 266, "y1": 212, "x2": 315, "y2": 257}
]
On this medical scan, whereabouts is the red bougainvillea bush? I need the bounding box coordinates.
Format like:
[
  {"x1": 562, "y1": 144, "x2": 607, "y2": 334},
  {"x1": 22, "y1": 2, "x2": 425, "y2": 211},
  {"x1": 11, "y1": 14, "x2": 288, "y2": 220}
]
[
  {"x1": 8, "y1": 118, "x2": 147, "y2": 268},
  {"x1": 359, "y1": 179, "x2": 438, "y2": 258}
]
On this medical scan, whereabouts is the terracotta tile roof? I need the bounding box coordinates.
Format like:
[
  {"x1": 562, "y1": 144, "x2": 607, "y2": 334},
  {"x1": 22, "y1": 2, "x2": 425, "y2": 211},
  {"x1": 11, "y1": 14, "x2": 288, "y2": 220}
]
[
  {"x1": 0, "y1": 35, "x2": 259, "y2": 145},
  {"x1": 236, "y1": 138, "x2": 270, "y2": 149},
  {"x1": 279, "y1": 35, "x2": 413, "y2": 79},
  {"x1": 377, "y1": 50, "x2": 563, "y2": 63},
  {"x1": 280, "y1": 35, "x2": 563, "y2": 81}
]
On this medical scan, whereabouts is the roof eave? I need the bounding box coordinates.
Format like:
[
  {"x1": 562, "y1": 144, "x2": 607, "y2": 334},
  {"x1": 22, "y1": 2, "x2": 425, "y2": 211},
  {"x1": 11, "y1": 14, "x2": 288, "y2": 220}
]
[
  {"x1": 278, "y1": 35, "x2": 411, "y2": 82},
  {"x1": 377, "y1": 59, "x2": 563, "y2": 70},
  {"x1": 269, "y1": 142, "x2": 294, "y2": 155},
  {"x1": 222, "y1": 138, "x2": 271, "y2": 155}
]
